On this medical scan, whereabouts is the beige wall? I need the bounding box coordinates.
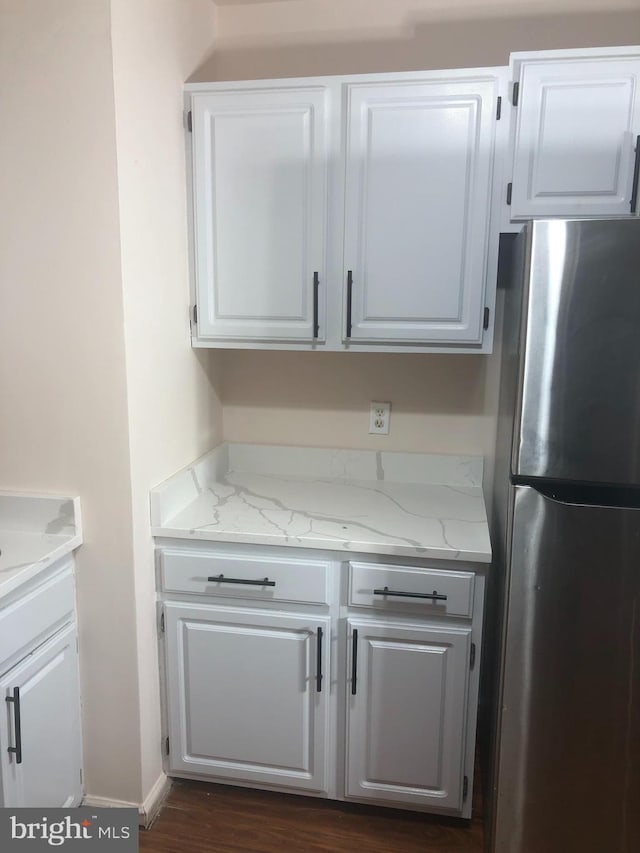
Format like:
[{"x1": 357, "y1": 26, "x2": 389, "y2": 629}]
[
  {"x1": 200, "y1": 0, "x2": 640, "y2": 79},
  {"x1": 210, "y1": 0, "x2": 639, "y2": 501},
  {"x1": 222, "y1": 351, "x2": 496, "y2": 454},
  {"x1": 110, "y1": 0, "x2": 221, "y2": 800},
  {"x1": 0, "y1": 0, "x2": 219, "y2": 807},
  {"x1": 0, "y1": 0, "x2": 142, "y2": 802}
]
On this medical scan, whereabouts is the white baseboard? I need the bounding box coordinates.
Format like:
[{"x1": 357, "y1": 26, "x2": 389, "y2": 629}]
[
  {"x1": 82, "y1": 773, "x2": 170, "y2": 828},
  {"x1": 140, "y1": 773, "x2": 171, "y2": 827}
]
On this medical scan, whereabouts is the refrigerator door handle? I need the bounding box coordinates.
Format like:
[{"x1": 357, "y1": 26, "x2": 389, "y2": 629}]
[{"x1": 631, "y1": 134, "x2": 640, "y2": 214}]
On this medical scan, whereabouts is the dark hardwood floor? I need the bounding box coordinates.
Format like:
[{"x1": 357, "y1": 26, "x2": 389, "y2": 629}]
[{"x1": 140, "y1": 780, "x2": 484, "y2": 853}]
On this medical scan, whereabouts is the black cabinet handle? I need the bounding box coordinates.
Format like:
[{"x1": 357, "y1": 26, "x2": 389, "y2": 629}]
[
  {"x1": 351, "y1": 629, "x2": 358, "y2": 696},
  {"x1": 6, "y1": 687, "x2": 22, "y2": 764},
  {"x1": 346, "y1": 270, "x2": 353, "y2": 338},
  {"x1": 313, "y1": 272, "x2": 320, "y2": 339},
  {"x1": 631, "y1": 135, "x2": 640, "y2": 214},
  {"x1": 316, "y1": 627, "x2": 323, "y2": 692},
  {"x1": 373, "y1": 586, "x2": 448, "y2": 601},
  {"x1": 207, "y1": 574, "x2": 276, "y2": 587}
]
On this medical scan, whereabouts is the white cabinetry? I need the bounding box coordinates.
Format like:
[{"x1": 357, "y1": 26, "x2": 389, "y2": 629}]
[
  {"x1": 346, "y1": 619, "x2": 470, "y2": 810},
  {"x1": 164, "y1": 603, "x2": 331, "y2": 792},
  {"x1": 158, "y1": 542, "x2": 485, "y2": 818},
  {"x1": 160, "y1": 547, "x2": 332, "y2": 793},
  {"x1": 0, "y1": 561, "x2": 82, "y2": 808},
  {"x1": 343, "y1": 78, "x2": 499, "y2": 345},
  {"x1": 510, "y1": 47, "x2": 640, "y2": 218},
  {"x1": 187, "y1": 68, "x2": 506, "y2": 353},
  {"x1": 345, "y1": 561, "x2": 481, "y2": 815},
  {"x1": 190, "y1": 87, "x2": 329, "y2": 342}
]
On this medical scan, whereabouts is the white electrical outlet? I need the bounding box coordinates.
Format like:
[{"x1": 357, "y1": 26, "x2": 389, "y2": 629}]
[{"x1": 369, "y1": 401, "x2": 391, "y2": 435}]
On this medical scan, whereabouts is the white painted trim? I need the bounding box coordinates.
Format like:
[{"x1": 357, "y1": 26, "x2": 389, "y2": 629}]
[
  {"x1": 185, "y1": 65, "x2": 510, "y2": 92},
  {"x1": 82, "y1": 773, "x2": 170, "y2": 828},
  {"x1": 140, "y1": 773, "x2": 171, "y2": 828},
  {"x1": 82, "y1": 794, "x2": 139, "y2": 811},
  {"x1": 191, "y1": 339, "x2": 493, "y2": 352},
  {"x1": 510, "y1": 45, "x2": 640, "y2": 65}
]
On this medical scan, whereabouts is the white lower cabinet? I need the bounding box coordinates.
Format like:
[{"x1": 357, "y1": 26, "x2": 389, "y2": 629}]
[
  {"x1": 0, "y1": 562, "x2": 83, "y2": 808},
  {"x1": 159, "y1": 545, "x2": 484, "y2": 818},
  {"x1": 346, "y1": 619, "x2": 471, "y2": 811},
  {"x1": 164, "y1": 603, "x2": 331, "y2": 793},
  {"x1": 0, "y1": 625, "x2": 82, "y2": 808}
]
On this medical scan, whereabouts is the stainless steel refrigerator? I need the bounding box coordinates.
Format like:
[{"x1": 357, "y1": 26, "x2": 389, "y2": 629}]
[{"x1": 490, "y1": 218, "x2": 640, "y2": 853}]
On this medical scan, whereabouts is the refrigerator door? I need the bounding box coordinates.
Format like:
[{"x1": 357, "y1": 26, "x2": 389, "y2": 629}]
[
  {"x1": 514, "y1": 218, "x2": 640, "y2": 485},
  {"x1": 494, "y1": 484, "x2": 640, "y2": 853}
]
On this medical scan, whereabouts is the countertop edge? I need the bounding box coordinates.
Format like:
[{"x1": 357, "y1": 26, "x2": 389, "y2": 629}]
[
  {"x1": 151, "y1": 526, "x2": 491, "y2": 564},
  {"x1": 0, "y1": 532, "x2": 83, "y2": 602}
]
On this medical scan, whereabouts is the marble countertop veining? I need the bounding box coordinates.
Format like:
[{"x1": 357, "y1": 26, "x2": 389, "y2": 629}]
[
  {"x1": 0, "y1": 493, "x2": 82, "y2": 599},
  {"x1": 150, "y1": 444, "x2": 491, "y2": 563}
]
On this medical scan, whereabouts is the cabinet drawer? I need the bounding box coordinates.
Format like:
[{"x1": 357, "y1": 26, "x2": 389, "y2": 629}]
[
  {"x1": 0, "y1": 563, "x2": 75, "y2": 672},
  {"x1": 349, "y1": 562, "x2": 475, "y2": 617},
  {"x1": 160, "y1": 548, "x2": 330, "y2": 605}
]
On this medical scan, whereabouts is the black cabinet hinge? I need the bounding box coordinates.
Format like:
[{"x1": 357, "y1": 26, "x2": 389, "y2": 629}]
[
  {"x1": 463, "y1": 775, "x2": 469, "y2": 801},
  {"x1": 187, "y1": 110, "x2": 193, "y2": 132},
  {"x1": 192, "y1": 304, "x2": 198, "y2": 325},
  {"x1": 506, "y1": 182, "x2": 513, "y2": 206},
  {"x1": 496, "y1": 96, "x2": 502, "y2": 121},
  {"x1": 470, "y1": 642, "x2": 477, "y2": 669},
  {"x1": 160, "y1": 611, "x2": 165, "y2": 633},
  {"x1": 512, "y1": 81, "x2": 519, "y2": 107},
  {"x1": 165, "y1": 737, "x2": 170, "y2": 756},
  {"x1": 483, "y1": 308, "x2": 490, "y2": 331}
]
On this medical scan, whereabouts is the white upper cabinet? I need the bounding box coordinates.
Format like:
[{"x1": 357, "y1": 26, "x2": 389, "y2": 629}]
[
  {"x1": 190, "y1": 87, "x2": 329, "y2": 342},
  {"x1": 510, "y1": 48, "x2": 640, "y2": 218},
  {"x1": 343, "y1": 77, "x2": 500, "y2": 345},
  {"x1": 187, "y1": 68, "x2": 506, "y2": 352}
]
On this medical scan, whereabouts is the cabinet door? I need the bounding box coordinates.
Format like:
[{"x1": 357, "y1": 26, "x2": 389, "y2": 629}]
[
  {"x1": 0, "y1": 624, "x2": 82, "y2": 808},
  {"x1": 343, "y1": 77, "x2": 499, "y2": 344},
  {"x1": 164, "y1": 603, "x2": 331, "y2": 792},
  {"x1": 346, "y1": 618, "x2": 471, "y2": 811},
  {"x1": 512, "y1": 58, "x2": 640, "y2": 218},
  {"x1": 191, "y1": 87, "x2": 329, "y2": 342}
]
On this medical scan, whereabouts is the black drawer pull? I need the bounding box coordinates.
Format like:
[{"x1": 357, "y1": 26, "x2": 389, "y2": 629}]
[
  {"x1": 316, "y1": 627, "x2": 323, "y2": 693},
  {"x1": 373, "y1": 586, "x2": 448, "y2": 601},
  {"x1": 351, "y1": 629, "x2": 358, "y2": 696},
  {"x1": 346, "y1": 270, "x2": 353, "y2": 338},
  {"x1": 6, "y1": 687, "x2": 22, "y2": 764},
  {"x1": 207, "y1": 574, "x2": 276, "y2": 587}
]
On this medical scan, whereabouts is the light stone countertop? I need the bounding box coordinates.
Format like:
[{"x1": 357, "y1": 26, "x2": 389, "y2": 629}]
[
  {"x1": 0, "y1": 493, "x2": 82, "y2": 599},
  {"x1": 150, "y1": 444, "x2": 491, "y2": 563}
]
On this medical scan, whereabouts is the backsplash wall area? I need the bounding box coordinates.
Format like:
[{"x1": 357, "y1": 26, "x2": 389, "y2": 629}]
[{"x1": 220, "y1": 350, "x2": 499, "y2": 479}]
